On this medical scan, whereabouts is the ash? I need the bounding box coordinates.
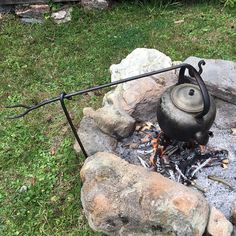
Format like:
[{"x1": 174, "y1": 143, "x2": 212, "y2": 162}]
[{"x1": 116, "y1": 121, "x2": 236, "y2": 219}]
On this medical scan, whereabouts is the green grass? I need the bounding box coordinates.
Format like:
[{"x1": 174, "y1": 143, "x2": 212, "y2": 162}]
[{"x1": 0, "y1": 1, "x2": 236, "y2": 235}]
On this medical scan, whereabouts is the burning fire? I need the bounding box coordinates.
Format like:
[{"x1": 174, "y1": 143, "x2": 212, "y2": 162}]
[{"x1": 117, "y1": 121, "x2": 231, "y2": 193}]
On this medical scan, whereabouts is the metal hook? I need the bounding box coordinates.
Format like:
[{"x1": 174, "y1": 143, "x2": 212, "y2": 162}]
[
  {"x1": 189, "y1": 60, "x2": 206, "y2": 77},
  {"x1": 197, "y1": 60, "x2": 206, "y2": 75},
  {"x1": 5, "y1": 104, "x2": 33, "y2": 119}
]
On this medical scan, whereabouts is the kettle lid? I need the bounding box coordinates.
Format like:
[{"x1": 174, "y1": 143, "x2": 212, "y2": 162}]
[{"x1": 170, "y1": 83, "x2": 204, "y2": 113}]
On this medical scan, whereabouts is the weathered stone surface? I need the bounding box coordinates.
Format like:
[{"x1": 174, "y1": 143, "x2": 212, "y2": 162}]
[
  {"x1": 207, "y1": 206, "x2": 233, "y2": 236},
  {"x1": 51, "y1": 7, "x2": 72, "y2": 24},
  {"x1": 83, "y1": 106, "x2": 135, "y2": 139},
  {"x1": 81, "y1": 152, "x2": 209, "y2": 236},
  {"x1": 231, "y1": 201, "x2": 236, "y2": 225},
  {"x1": 73, "y1": 117, "x2": 117, "y2": 156},
  {"x1": 214, "y1": 99, "x2": 236, "y2": 129},
  {"x1": 21, "y1": 18, "x2": 43, "y2": 24},
  {"x1": 103, "y1": 48, "x2": 179, "y2": 121},
  {"x1": 103, "y1": 77, "x2": 170, "y2": 121},
  {"x1": 15, "y1": 4, "x2": 50, "y2": 18},
  {"x1": 83, "y1": 107, "x2": 96, "y2": 118},
  {"x1": 110, "y1": 48, "x2": 172, "y2": 83},
  {"x1": 81, "y1": 0, "x2": 108, "y2": 10},
  {"x1": 184, "y1": 56, "x2": 236, "y2": 105}
]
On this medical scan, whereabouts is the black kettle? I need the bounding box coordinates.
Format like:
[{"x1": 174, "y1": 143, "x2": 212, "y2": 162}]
[{"x1": 156, "y1": 62, "x2": 216, "y2": 145}]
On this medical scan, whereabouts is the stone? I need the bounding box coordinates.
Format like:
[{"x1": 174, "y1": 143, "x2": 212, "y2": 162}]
[
  {"x1": 110, "y1": 48, "x2": 172, "y2": 83},
  {"x1": 81, "y1": 0, "x2": 108, "y2": 10},
  {"x1": 207, "y1": 206, "x2": 233, "y2": 236},
  {"x1": 172, "y1": 60, "x2": 182, "y2": 66},
  {"x1": 231, "y1": 201, "x2": 236, "y2": 225},
  {"x1": 81, "y1": 152, "x2": 210, "y2": 236},
  {"x1": 214, "y1": 99, "x2": 236, "y2": 129},
  {"x1": 84, "y1": 106, "x2": 135, "y2": 139},
  {"x1": 103, "y1": 77, "x2": 173, "y2": 121},
  {"x1": 51, "y1": 7, "x2": 72, "y2": 24},
  {"x1": 15, "y1": 4, "x2": 50, "y2": 18},
  {"x1": 73, "y1": 117, "x2": 117, "y2": 156},
  {"x1": 19, "y1": 185, "x2": 28, "y2": 193},
  {"x1": 184, "y1": 56, "x2": 236, "y2": 105},
  {"x1": 21, "y1": 18, "x2": 43, "y2": 24},
  {"x1": 83, "y1": 107, "x2": 96, "y2": 118}
]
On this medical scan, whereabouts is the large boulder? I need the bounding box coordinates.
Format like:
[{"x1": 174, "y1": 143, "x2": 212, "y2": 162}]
[
  {"x1": 103, "y1": 48, "x2": 179, "y2": 121},
  {"x1": 83, "y1": 106, "x2": 135, "y2": 139},
  {"x1": 73, "y1": 117, "x2": 117, "y2": 156},
  {"x1": 103, "y1": 77, "x2": 166, "y2": 121},
  {"x1": 184, "y1": 56, "x2": 236, "y2": 105},
  {"x1": 213, "y1": 99, "x2": 236, "y2": 129},
  {"x1": 110, "y1": 48, "x2": 172, "y2": 83},
  {"x1": 80, "y1": 152, "x2": 210, "y2": 236}
]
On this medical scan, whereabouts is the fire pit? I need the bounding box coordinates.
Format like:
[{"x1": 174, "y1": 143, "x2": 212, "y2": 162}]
[
  {"x1": 75, "y1": 51, "x2": 236, "y2": 235},
  {"x1": 7, "y1": 49, "x2": 236, "y2": 235},
  {"x1": 78, "y1": 95, "x2": 236, "y2": 235}
]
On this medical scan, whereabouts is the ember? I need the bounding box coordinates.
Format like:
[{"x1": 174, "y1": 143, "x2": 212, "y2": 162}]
[{"x1": 116, "y1": 121, "x2": 229, "y2": 192}]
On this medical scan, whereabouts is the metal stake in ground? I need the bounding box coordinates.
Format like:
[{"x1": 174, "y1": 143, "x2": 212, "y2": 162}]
[{"x1": 59, "y1": 92, "x2": 88, "y2": 158}]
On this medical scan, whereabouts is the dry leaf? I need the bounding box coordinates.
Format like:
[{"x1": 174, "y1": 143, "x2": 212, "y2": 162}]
[
  {"x1": 231, "y1": 128, "x2": 236, "y2": 136},
  {"x1": 222, "y1": 159, "x2": 229, "y2": 164}
]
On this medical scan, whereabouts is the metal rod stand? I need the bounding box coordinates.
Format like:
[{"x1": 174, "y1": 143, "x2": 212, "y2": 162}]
[{"x1": 59, "y1": 92, "x2": 88, "y2": 158}]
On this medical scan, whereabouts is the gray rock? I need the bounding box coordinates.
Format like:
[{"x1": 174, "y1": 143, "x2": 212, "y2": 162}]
[
  {"x1": 81, "y1": 0, "x2": 108, "y2": 10},
  {"x1": 84, "y1": 106, "x2": 135, "y2": 139},
  {"x1": 73, "y1": 117, "x2": 117, "y2": 156},
  {"x1": 19, "y1": 185, "x2": 28, "y2": 193},
  {"x1": 51, "y1": 7, "x2": 72, "y2": 24},
  {"x1": 21, "y1": 18, "x2": 43, "y2": 24},
  {"x1": 207, "y1": 206, "x2": 233, "y2": 236},
  {"x1": 184, "y1": 56, "x2": 236, "y2": 105},
  {"x1": 214, "y1": 99, "x2": 236, "y2": 130},
  {"x1": 81, "y1": 152, "x2": 209, "y2": 236}
]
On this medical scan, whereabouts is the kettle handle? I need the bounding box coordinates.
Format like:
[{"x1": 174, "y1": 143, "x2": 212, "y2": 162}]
[{"x1": 178, "y1": 62, "x2": 210, "y2": 118}]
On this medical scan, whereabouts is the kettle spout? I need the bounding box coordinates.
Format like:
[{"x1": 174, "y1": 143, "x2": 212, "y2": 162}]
[{"x1": 194, "y1": 131, "x2": 209, "y2": 145}]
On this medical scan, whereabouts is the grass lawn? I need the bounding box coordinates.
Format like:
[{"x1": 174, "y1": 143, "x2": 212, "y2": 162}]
[{"x1": 0, "y1": 1, "x2": 236, "y2": 235}]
